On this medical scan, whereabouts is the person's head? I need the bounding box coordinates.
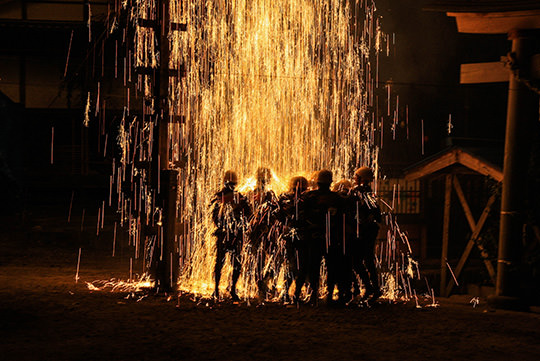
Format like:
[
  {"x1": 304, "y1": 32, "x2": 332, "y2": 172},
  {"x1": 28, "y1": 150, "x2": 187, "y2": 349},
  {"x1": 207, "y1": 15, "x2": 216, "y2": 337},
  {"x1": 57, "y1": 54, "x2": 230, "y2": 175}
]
[
  {"x1": 223, "y1": 170, "x2": 238, "y2": 188},
  {"x1": 288, "y1": 176, "x2": 308, "y2": 194},
  {"x1": 256, "y1": 167, "x2": 271, "y2": 188},
  {"x1": 317, "y1": 169, "x2": 333, "y2": 189},
  {"x1": 354, "y1": 166, "x2": 374, "y2": 186},
  {"x1": 308, "y1": 171, "x2": 319, "y2": 190},
  {"x1": 332, "y1": 179, "x2": 352, "y2": 194}
]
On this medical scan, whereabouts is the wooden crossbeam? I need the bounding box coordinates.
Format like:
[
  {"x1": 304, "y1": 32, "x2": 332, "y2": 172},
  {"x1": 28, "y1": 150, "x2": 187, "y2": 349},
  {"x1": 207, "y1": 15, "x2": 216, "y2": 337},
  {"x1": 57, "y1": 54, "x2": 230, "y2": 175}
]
[
  {"x1": 134, "y1": 64, "x2": 186, "y2": 77},
  {"x1": 461, "y1": 55, "x2": 540, "y2": 84},
  {"x1": 171, "y1": 22, "x2": 188, "y2": 31},
  {"x1": 460, "y1": 62, "x2": 509, "y2": 84},
  {"x1": 445, "y1": 177, "x2": 497, "y2": 296},
  {"x1": 137, "y1": 19, "x2": 187, "y2": 32}
]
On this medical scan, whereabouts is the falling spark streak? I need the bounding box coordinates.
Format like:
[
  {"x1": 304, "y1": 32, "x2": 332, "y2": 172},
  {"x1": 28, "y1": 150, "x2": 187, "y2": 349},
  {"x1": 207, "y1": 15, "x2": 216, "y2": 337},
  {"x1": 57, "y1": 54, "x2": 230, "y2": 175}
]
[
  {"x1": 429, "y1": 288, "x2": 439, "y2": 308},
  {"x1": 109, "y1": 175, "x2": 113, "y2": 206},
  {"x1": 421, "y1": 119, "x2": 425, "y2": 155},
  {"x1": 50, "y1": 127, "x2": 54, "y2": 165},
  {"x1": 96, "y1": 208, "x2": 101, "y2": 236},
  {"x1": 445, "y1": 258, "x2": 459, "y2": 287},
  {"x1": 75, "y1": 248, "x2": 82, "y2": 283},
  {"x1": 413, "y1": 290, "x2": 421, "y2": 309},
  {"x1": 84, "y1": 93, "x2": 91, "y2": 127},
  {"x1": 115, "y1": 40, "x2": 118, "y2": 78},
  {"x1": 68, "y1": 191, "x2": 74, "y2": 223},
  {"x1": 95, "y1": 82, "x2": 101, "y2": 117},
  {"x1": 64, "y1": 30, "x2": 74, "y2": 78},
  {"x1": 87, "y1": 3, "x2": 92, "y2": 42},
  {"x1": 81, "y1": 208, "x2": 85, "y2": 232},
  {"x1": 406, "y1": 105, "x2": 409, "y2": 140},
  {"x1": 101, "y1": 201, "x2": 105, "y2": 229},
  {"x1": 113, "y1": 222, "x2": 117, "y2": 257},
  {"x1": 447, "y1": 114, "x2": 453, "y2": 135}
]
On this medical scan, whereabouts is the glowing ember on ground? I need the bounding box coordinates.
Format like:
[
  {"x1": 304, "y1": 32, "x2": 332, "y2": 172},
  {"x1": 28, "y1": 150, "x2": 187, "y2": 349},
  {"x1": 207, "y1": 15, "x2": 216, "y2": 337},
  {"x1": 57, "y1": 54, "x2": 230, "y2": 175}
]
[{"x1": 86, "y1": 275, "x2": 154, "y2": 293}]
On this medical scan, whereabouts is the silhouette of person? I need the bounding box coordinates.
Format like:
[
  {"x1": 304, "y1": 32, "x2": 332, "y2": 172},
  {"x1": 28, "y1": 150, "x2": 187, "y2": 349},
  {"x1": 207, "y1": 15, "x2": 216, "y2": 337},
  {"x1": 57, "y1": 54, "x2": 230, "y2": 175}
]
[
  {"x1": 211, "y1": 170, "x2": 252, "y2": 301},
  {"x1": 348, "y1": 166, "x2": 382, "y2": 301},
  {"x1": 277, "y1": 176, "x2": 308, "y2": 301}
]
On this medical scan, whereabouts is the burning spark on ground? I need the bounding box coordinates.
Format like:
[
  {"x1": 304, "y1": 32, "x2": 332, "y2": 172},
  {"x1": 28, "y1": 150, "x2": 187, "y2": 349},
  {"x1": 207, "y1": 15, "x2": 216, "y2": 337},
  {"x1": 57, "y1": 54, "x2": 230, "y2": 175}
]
[
  {"x1": 426, "y1": 288, "x2": 440, "y2": 308},
  {"x1": 86, "y1": 276, "x2": 154, "y2": 293},
  {"x1": 470, "y1": 297, "x2": 480, "y2": 308}
]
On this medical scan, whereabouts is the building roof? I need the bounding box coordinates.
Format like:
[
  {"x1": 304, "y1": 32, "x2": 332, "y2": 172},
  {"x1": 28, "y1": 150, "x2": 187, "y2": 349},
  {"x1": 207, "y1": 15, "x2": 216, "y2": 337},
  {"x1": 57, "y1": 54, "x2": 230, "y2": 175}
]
[
  {"x1": 0, "y1": 90, "x2": 15, "y2": 108},
  {"x1": 404, "y1": 145, "x2": 503, "y2": 182},
  {"x1": 425, "y1": 1, "x2": 540, "y2": 13}
]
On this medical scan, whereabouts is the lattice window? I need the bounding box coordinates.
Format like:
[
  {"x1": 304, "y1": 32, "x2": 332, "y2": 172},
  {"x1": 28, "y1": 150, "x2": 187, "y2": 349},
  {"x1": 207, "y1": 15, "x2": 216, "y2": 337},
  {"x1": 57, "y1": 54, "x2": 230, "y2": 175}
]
[{"x1": 377, "y1": 178, "x2": 420, "y2": 214}]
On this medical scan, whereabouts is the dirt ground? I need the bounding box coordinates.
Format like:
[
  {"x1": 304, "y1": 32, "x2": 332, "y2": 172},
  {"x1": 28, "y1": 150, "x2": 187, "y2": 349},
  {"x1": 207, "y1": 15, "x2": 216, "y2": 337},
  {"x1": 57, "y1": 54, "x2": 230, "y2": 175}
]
[{"x1": 2, "y1": 220, "x2": 540, "y2": 361}]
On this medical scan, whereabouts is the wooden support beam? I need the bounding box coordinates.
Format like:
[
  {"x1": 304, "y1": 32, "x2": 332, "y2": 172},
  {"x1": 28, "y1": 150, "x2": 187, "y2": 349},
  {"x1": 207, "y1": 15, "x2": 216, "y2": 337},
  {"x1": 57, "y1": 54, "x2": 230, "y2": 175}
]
[
  {"x1": 440, "y1": 174, "x2": 452, "y2": 296},
  {"x1": 452, "y1": 176, "x2": 476, "y2": 230},
  {"x1": 405, "y1": 151, "x2": 458, "y2": 181},
  {"x1": 460, "y1": 62, "x2": 509, "y2": 84},
  {"x1": 445, "y1": 193, "x2": 497, "y2": 297},
  {"x1": 459, "y1": 151, "x2": 503, "y2": 182}
]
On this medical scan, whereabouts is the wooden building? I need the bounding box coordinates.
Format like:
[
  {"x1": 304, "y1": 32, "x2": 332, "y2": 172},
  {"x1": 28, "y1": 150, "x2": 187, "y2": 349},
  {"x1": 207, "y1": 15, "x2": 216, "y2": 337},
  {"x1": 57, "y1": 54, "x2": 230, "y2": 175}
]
[{"x1": 405, "y1": 144, "x2": 502, "y2": 296}]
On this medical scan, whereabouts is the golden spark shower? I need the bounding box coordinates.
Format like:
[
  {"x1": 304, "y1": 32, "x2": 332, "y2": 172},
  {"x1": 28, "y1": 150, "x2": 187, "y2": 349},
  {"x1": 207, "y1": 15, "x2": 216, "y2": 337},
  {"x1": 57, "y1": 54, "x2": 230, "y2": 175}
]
[
  {"x1": 171, "y1": 0, "x2": 387, "y2": 298},
  {"x1": 96, "y1": 0, "x2": 424, "y2": 303}
]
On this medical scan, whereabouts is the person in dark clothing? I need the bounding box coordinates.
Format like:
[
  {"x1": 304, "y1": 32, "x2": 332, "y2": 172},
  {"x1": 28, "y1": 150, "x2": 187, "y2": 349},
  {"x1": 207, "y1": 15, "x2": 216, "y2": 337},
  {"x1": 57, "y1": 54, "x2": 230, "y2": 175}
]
[
  {"x1": 348, "y1": 166, "x2": 382, "y2": 301},
  {"x1": 300, "y1": 169, "x2": 350, "y2": 305},
  {"x1": 247, "y1": 167, "x2": 280, "y2": 299},
  {"x1": 277, "y1": 176, "x2": 309, "y2": 301},
  {"x1": 211, "y1": 170, "x2": 252, "y2": 301}
]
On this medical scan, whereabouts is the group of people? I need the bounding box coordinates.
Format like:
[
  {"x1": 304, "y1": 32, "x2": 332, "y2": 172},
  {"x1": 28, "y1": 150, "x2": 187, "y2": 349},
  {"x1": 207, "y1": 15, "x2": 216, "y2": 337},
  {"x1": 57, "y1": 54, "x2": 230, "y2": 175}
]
[{"x1": 210, "y1": 166, "x2": 382, "y2": 306}]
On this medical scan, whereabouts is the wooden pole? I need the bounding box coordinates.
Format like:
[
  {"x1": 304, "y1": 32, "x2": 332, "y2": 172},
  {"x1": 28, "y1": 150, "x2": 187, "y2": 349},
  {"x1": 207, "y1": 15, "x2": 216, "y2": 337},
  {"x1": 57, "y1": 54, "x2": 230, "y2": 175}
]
[
  {"x1": 440, "y1": 173, "x2": 452, "y2": 296},
  {"x1": 496, "y1": 30, "x2": 537, "y2": 301},
  {"x1": 152, "y1": 0, "x2": 179, "y2": 293}
]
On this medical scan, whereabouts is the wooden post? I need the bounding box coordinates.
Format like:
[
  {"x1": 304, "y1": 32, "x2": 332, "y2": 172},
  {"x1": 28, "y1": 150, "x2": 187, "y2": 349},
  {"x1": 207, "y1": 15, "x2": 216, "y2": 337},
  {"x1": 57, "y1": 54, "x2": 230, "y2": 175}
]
[
  {"x1": 440, "y1": 173, "x2": 452, "y2": 296},
  {"x1": 496, "y1": 30, "x2": 537, "y2": 301},
  {"x1": 151, "y1": 0, "x2": 179, "y2": 293}
]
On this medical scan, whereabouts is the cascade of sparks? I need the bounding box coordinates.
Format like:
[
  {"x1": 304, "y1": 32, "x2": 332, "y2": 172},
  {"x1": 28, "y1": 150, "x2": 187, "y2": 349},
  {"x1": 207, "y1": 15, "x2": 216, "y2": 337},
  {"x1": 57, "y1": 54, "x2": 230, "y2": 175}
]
[
  {"x1": 93, "y1": 0, "x2": 425, "y2": 303},
  {"x1": 172, "y1": 0, "x2": 383, "y2": 299}
]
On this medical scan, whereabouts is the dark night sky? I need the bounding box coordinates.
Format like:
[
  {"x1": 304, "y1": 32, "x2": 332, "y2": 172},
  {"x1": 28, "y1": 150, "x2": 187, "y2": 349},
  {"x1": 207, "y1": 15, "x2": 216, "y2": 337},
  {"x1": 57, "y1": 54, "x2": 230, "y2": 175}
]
[{"x1": 376, "y1": 0, "x2": 512, "y2": 170}]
